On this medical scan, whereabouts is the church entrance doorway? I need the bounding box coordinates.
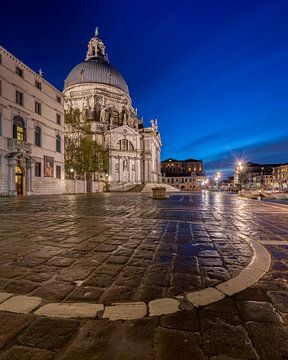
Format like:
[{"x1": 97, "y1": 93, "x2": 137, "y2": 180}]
[{"x1": 15, "y1": 165, "x2": 25, "y2": 195}]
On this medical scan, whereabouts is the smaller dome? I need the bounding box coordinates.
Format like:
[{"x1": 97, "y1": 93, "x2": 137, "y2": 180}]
[{"x1": 64, "y1": 59, "x2": 129, "y2": 94}]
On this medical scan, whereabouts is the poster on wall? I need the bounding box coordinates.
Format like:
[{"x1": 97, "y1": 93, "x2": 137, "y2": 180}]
[{"x1": 44, "y1": 156, "x2": 54, "y2": 177}]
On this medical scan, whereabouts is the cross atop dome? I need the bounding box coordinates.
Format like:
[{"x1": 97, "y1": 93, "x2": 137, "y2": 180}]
[{"x1": 85, "y1": 27, "x2": 108, "y2": 62}]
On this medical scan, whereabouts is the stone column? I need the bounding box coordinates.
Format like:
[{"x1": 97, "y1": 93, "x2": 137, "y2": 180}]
[
  {"x1": 26, "y1": 157, "x2": 34, "y2": 194},
  {"x1": 118, "y1": 157, "x2": 121, "y2": 183},
  {"x1": 8, "y1": 157, "x2": 17, "y2": 196}
]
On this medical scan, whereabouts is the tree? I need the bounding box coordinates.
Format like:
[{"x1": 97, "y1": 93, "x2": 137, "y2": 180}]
[{"x1": 64, "y1": 109, "x2": 108, "y2": 180}]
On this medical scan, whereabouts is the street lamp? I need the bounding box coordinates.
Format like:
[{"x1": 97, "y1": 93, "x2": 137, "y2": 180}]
[
  {"x1": 237, "y1": 161, "x2": 243, "y2": 190},
  {"x1": 70, "y1": 168, "x2": 74, "y2": 180},
  {"x1": 215, "y1": 172, "x2": 221, "y2": 191}
]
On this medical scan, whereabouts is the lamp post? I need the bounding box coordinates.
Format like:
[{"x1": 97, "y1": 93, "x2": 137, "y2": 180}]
[
  {"x1": 215, "y1": 172, "x2": 221, "y2": 191},
  {"x1": 237, "y1": 162, "x2": 243, "y2": 191},
  {"x1": 70, "y1": 168, "x2": 74, "y2": 180}
]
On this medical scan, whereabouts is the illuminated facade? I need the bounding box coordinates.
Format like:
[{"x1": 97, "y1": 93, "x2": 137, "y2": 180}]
[
  {"x1": 63, "y1": 29, "x2": 162, "y2": 190},
  {"x1": 0, "y1": 46, "x2": 65, "y2": 196}
]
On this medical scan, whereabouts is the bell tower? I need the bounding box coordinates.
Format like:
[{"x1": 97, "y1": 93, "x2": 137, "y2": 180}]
[{"x1": 85, "y1": 27, "x2": 108, "y2": 62}]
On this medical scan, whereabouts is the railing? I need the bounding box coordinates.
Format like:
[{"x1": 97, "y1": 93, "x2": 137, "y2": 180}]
[{"x1": 7, "y1": 138, "x2": 32, "y2": 154}]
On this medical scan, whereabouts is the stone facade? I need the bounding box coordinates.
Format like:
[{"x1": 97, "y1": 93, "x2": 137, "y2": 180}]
[
  {"x1": 0, "y1": 46, "x2": 65, "y2": 196},
  {"x1": 63, "y1": 29, "x2": 161, "y2": 189},
  {"x1": 161, "y1": 158, "x2": 205, "y2": 191}
]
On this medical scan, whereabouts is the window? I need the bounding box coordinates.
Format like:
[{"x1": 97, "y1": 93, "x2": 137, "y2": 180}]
[
  {"x1": 56, "y1": 95, "x2": 61, "y2": 104},
  {"x1": 35, "y1": 81, "x2": 41, "y2": 90},
  {"x1": 16, "y1": 90, "x2": 23, "y2": 106},
  {"x1": 16, "y1": 67, "x2": 23, "y2": 77},
  {"x1": 56, "y1": 166, "x2": 61, "y2": 179},
  {"x1": 115, "y1": 164, "x2": 119, "y2": 171},
  {"x1": 123, "y1": 160, "x2": 127, "y2": 170},
  {"x1": 0, "y1": 80, "x2": 2, "y2": 96},
  {"x1": 115, "y1": 139, "x2": 134, "y2": 151},
  {"x1": 56, "y1": 113, "x2": 61, "y2": 125},
  {"x1": 35, "y1": 162, "x2": 41, "y2": 177},
  {"x1": 132, "y1": 164, "x2": 135, "y2": 171},
  {"x1": 35, "y1": 101, "x2": 41, "y2": 115},
  {"x1": 56, "y1": 135, "x2": 61, "y2": 152},
  {"x1": 0, "y1": 54, "x2": 2, "y2": 63},
  {"x1": 13, "y1": 115, "x2": 25, "y2": 142},
  {"x1": 35, "y1": 126, "x2": 41, "y2": 146},
  {"x1": 0, "y1": 112, "x2": 2, "y2": 136}
]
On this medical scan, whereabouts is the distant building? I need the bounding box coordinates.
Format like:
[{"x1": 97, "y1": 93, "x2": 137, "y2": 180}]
[
  {"x1": 234, "y1": 162, "x2": 281, "y2": 190},
  {"x1": 0, "y1": 46, "x2": 65, "y2": 196},
  {"x1": 161, "y1": 158, "x2": 205, "y2": 191},
  {"x1": 273, "y1": 163, "x2": 288, "y2": 190}
]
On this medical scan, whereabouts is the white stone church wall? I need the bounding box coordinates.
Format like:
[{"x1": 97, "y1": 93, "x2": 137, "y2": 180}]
[{"x1": 33, "y1": 177, "x2": 65, "y2": 195}]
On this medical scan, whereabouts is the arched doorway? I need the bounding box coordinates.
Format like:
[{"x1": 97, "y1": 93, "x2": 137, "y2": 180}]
[{"x1": 15, "y1": 165, "x2": 25, "y2": 195}]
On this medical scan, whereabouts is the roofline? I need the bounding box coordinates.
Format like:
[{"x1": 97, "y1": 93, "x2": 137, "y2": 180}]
[{"x1": 0, "y1": 45, "x2": 63, "y2": 95}]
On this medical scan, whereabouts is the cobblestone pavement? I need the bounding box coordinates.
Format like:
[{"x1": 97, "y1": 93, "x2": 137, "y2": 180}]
[
  {"x1": 0, "y1": 192, "x2": 288, "y2": 359},
  {"x1": 0, "y1": 192, "x2": 253, "y2": 303}
]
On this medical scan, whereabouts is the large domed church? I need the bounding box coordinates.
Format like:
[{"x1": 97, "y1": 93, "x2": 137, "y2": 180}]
[{"x1": 63, "y1": 28, "x2": 161, "y2": 190}]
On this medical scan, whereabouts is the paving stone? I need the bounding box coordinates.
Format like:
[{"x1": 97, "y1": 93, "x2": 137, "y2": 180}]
[
  {"x1": 203, "y1": 297, "x2": 238, "y2": 314},
  {"x1": 104, "y1": 302, "x2": 147, "y2": 320},
  {"x1": 186, "y1": 287, "x2": 225, "y2": 307},
  {"x1": 61, "y1": 320, "x2": 120, "y2": 360},
  {"x1": 106, "y1": 318, "x2": 158, "y2": 360},
  {"x1": 56, "y1": 264, "x2": 95, "y2": 281},
  {"x1": 0, "y1": 295, "x2": 42, "y2": 314},
  {"x1": 65, "y1": 286, "x2": 104, "y2": 302},
  {"x1": 247, "y1": 322, "x2": 288, "y2": 360},
  {"x1": 100, "y1": 286, "x2": 136, "y2": 302},
  {"x1": 83, "y1": 272, "x2": 115, "y2": 287},
  {"x1": 234, "y1": 287, "x2": 270, "y2": 302},
  {"x1": 30, "y1": 281, "x2": 75, "y2": 301},
  {"x1": 46, "y1": 256, "x2": 75, "y2": 267},
  {"x1": 17, "y1": 317, "x2": 79, "y2": 351},
  {"x1": 149, "y1": 298, "x2": 180, "y2": 316},
  {"x1": 156, "y1": 327, "x2": 206, "y2": 360},
  {"x1": 4, "y1": 279, "x2": 38, "y2": 294},
  {"x1": 236, "y1": 300, "x2": 283, "y2": 323},
  {"x1": 267, "y1": 291, "x2": 288, "y2": 313},
  {"x1": 35, "y1": 302, "x2": 104, "y2": 318},
  {"x1": 200, "y1": 311, "x2": 258, "y2": 359},
  {"x1": 161, "y1": 310, "x2": 200, "y2": 332},
  {"x1": 0, "y1": 292, "x2": 13, "y2": 304},
  {"x1": 0, "y1": 312, "x2": 34, "y2": 349},
  {"x1": 0, "y1": 345, "x2": 54, "y2": 360},
  {"x1": 135, "y1": 286, "x2": 164, "y2": 301}
]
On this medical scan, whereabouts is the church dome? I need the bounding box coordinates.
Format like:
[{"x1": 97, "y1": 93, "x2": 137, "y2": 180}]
[{"x1": 64, "y1": 28, "x2": 129, "y2": 94}]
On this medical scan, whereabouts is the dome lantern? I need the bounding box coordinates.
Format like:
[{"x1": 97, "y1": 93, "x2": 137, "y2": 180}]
[{"x1": 64, "y1": 28, "x2": 129, "y2": 94}]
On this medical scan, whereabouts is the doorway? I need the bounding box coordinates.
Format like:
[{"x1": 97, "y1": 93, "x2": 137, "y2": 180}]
[{"x1": 15, "y1": 165, "x2": 24, "y2": 195}]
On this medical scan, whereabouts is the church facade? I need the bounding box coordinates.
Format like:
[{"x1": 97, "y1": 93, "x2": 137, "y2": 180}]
[{"x1": 63, "y1": 28, "x2": 162, "y2": 190}]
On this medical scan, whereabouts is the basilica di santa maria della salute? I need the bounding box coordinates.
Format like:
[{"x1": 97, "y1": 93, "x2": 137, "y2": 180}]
[
  {"x1": 0, "y1": 27, "x2": 164, "y2": 196},
  {"x1": 63, "y1": 28, "x2": 162, "y2": 191}
]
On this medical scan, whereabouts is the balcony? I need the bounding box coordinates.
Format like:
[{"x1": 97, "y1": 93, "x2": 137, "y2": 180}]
[{"x1": 7, "y1": 138, "x2": 32, "y2": 154}]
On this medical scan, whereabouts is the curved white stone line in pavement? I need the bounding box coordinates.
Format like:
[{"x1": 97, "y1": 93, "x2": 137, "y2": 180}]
[{"x1": 0, "y1": 238, "x2": 271, "y2": 320}]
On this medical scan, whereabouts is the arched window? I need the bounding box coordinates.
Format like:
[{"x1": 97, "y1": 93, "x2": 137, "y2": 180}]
[
  {"x1": 35, "y1": 126, "x2": 41, "y2": 147},
  {"x1": 56, "y1": 135, "x2": 61, "y2": 153},
  {"x1": 115, "y1": 139, "x2": 134, "y2": 151},
  {"x1": 13, "y1": 115, "x2": 25, "y2": 142}
]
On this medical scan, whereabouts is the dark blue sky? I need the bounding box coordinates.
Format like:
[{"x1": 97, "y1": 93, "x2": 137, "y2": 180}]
[{"x1": 1, "y1": 0, "x2": 288, "y2": 176}]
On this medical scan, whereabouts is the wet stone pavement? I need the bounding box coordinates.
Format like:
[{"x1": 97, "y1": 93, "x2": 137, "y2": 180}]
[{"x1": 0, "y1": 192, "x2": 288, "y2": 359}]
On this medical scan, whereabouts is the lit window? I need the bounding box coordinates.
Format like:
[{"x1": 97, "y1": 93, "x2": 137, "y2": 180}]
[{"x1": 13, "y1": 116, "x2": 26, "y2": 142}]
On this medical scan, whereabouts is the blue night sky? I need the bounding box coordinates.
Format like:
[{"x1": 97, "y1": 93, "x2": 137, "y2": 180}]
[{"x1": 1, "y1": 0, "x2": 288, "y2": 177}]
